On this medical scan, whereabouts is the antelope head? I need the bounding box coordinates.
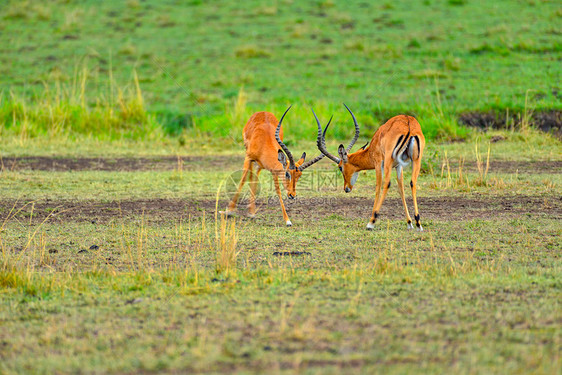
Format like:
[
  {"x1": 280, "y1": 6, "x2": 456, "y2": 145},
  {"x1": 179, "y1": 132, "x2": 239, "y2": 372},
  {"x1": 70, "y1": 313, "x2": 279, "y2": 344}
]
[
  {"x1": 275, "y1": 106, "x2": 326, "y2": 199},
  {"x1": 314, "y1": 104, "x2": 361, "y2": 193}
]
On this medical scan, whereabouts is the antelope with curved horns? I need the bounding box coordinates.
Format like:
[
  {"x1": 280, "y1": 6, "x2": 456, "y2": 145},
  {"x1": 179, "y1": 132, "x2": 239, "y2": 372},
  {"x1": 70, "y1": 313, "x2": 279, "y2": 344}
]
[
  {"x1": 222, "y1": 106, "x2": 327, "y2": 226},
  {"x1": 315, "y1": 104, "x2": 426, "y2": 231}
]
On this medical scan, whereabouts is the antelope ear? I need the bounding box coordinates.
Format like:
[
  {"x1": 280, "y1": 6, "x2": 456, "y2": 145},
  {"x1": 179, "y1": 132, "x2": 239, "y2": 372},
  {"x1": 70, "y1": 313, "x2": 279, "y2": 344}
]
[
  {"x1": 338, "y1": 144, "x2": 348, "y2": 163},
  {"x1": 300, "y1": 152, "x2": 306, "y2": 162},
  {"x1": 278, "y1": 149, "x2": 287, "y2": 166}
]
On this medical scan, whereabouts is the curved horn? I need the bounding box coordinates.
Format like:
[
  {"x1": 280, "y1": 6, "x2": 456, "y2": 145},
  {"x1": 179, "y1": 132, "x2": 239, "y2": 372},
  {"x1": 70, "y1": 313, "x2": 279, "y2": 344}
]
[
  {"x1": 343, "y1": 103, "x2": 360, "y2": 152},
  {"x1": 298, "y1": 121, "x2": 329, "y2": 172},
  {"x1": 312, "y1": 109, "x2": 340, "y2": 164},
  {"x1": 298, "y1": 154, "x2": 325, "y2": 171},
  {"x1": 275, "y1": 105, "x2": 296, "y2": 169}
]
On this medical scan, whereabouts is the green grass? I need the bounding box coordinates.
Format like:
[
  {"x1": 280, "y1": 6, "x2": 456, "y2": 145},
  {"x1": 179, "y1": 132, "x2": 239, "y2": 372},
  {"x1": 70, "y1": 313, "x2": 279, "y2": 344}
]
[
  {"x1": 0, "y1": 0, "x2": 560, "y2": 141},
  {"x1": 1, "y1": 1, "x2": 561, "y2": 373},
  {"x1": 1, "y1": 201, "x2": 560, "y2": 374},
  {"x1": 1, "y1": 135, "x2": 561, "y2": 374},
  {"x1": 1, "y1": 264, "x2": 559, "y2": 374},
  {"x1": 0, "y1": 133, "x2": 559, "y2": 200}
]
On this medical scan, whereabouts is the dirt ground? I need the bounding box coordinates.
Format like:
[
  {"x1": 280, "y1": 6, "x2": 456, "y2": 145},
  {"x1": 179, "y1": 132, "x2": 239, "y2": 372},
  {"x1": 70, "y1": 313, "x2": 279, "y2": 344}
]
[
  {"x1": 1, "y1": 156, "x2": 560, "y2": 225},
  {"x1": 0, "y1": 155, "x2": 241, "y2": 172},
  {"x1": 1, "y1": 193, "x2": 560, "y2": 225},
  {"x1": 458, "y1": 110, "x2": 562, "y2": 138},
  {"x1": 2, "y1": 156, "x2": 561, "y2": 174}
]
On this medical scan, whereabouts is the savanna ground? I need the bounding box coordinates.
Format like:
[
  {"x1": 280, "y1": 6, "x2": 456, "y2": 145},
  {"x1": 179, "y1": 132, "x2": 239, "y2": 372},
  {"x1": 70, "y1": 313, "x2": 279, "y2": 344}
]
[{"x1": 1, "y1": 0, "x2": 561, "y2": 374}]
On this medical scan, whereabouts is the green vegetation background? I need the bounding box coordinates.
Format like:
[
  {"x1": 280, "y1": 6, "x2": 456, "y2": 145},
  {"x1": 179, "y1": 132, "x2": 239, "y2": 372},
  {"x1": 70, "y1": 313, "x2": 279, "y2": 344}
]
[
  {"x1": 1, "y1": 1, "x2": 561, "y2": 373},
  {"x1": 0, "y1": 0, "x2": 560, "y2": 143}
]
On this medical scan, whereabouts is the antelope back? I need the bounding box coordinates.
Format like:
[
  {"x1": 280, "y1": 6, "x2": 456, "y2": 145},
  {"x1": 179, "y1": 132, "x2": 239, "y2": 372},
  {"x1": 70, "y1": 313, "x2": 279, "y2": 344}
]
[{"x1": 243, "y1": 112, "x2": 285, "y2": 168}]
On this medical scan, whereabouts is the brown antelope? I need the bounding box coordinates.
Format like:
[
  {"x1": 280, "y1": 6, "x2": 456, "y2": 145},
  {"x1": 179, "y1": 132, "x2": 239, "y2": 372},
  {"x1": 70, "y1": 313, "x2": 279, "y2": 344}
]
[
  {"x1": 315, "y1": 104, "x2": 426, "y2": 231},
  {"x1": 222, "y1": 106, "x2": 327, "y2": 226}
]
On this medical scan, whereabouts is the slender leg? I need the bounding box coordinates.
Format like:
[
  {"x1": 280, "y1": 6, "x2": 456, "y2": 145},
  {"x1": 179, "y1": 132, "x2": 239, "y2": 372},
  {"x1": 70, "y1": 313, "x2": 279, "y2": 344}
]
[
  {"x1": 396, "y1": 165, "x2": 413, "y2": 229},
  {"x1": 367, "y1": 157, "x2": 393, "y2": 230},
  {"x1": 272, "y1": 173, "x2": 291, "y2": 226},
  {"x1": 367, "y1": 161, "x2": 383, "y2": 230},
  {"x1": 223, "y1": 157, "x2": 251, "y2": 216},
  {"x1": 248, "y1": 164, "x2": 261, "y2": 217},
  {"x1": 411, "y1": 158, "x2": 423, "y2": 231}
]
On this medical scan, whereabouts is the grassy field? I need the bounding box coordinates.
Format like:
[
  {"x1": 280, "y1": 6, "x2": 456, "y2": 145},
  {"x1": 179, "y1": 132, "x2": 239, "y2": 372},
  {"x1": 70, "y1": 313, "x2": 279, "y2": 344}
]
[
  {"x1": 1, "y1": 0, "x2": 562, "y2": 374},
  {"x1": 1, "y1": 132, "x2": 561, "y2": 374},
  {"x1": 1, "y1": 0, "x2": 560, "y2": 141}
]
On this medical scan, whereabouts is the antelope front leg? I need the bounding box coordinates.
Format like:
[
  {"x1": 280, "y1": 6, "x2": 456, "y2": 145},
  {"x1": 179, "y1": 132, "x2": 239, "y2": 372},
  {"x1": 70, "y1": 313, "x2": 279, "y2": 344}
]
[
  {"x1": 411, "y1": 158, "x2": 423, "y2": 231},
  {"x1": 367, "y1": 161, "x2": 383, "y2": 230},
  {"x1": 367, "y1": 159, "x2": 393, "y2": 230},
  {"x1": 272, "y1": 174, "x2": 292, "y2": 227},
  {"x1": 248, "y1": 165, "x2": 261, "y2": 218},
  {"x1": 396, "y1": 165, "x2": 414, "y2": 229},
  {"x1": 222, "y1": 157, "x2": 251, "y2": 217}
]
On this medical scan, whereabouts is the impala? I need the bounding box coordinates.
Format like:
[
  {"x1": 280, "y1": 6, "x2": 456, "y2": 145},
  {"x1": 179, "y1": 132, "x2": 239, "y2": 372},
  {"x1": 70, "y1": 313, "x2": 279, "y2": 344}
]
[
  {"x1": 315, "y1": 104, "x2": 426, "y2": 231},
  {"x1": 222, "y1": 106, "x2": 327, "y2": 226}
]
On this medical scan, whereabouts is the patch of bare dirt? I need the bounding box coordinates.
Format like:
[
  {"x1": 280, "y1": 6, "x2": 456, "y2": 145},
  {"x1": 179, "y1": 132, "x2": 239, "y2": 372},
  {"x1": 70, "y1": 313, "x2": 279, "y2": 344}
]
[
  {"x1": 0, "y1": 198, "x2": 218, "y2": 224},
  {"x1": 284, "y1": 194, "x2": 562, "y2": 222},
  {"x1": 1, "y1": 194, "x2": 560, "y2": 225},
  {"x1": 458, "y1": 110, "x2": 562, "y2": 139},
  {"x1": 2, "y1": 156, "x2": 560, "y2": 174},
  {"x1": 0, "y1": 155, "x2": 241, "y2": 172}
]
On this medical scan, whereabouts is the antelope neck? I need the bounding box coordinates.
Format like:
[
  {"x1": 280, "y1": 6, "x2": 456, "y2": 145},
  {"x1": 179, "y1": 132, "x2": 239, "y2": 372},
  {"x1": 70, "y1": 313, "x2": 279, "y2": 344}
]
[{"x1": 348, "y1": 149, "x2": 375, "y2": 171}]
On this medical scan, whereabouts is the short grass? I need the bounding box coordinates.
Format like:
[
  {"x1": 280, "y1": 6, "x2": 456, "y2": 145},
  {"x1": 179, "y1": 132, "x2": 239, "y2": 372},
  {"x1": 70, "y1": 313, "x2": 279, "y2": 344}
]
[
  {"x1": 1, "y1": 0, "x2": 561, "y2": 373},
  {"x1": 1, "y1": 204, "x2": 560, "y2": 374},
  {"x1": 0, "y1": 132, "x2": 560, "y2": 200},
  {"x1": 1, "y1": 135, "x2": 561, "y2": 374},
  {"x1": 1, "y1": 0, "x2": 560, "y2": 141}
]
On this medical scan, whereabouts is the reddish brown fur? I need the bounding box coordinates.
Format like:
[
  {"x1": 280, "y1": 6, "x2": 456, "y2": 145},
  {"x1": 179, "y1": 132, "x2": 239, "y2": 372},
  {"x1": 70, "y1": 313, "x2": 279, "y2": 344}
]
[
  {"x1": 243, "y1": 112, "x2": 303, "y2": 172},
  {"x1": 336, "y1": 115, "x2": 426, "y2": 229},
  {"x1": 224, "y1": 112, "x2": 306, "y2": 225}
]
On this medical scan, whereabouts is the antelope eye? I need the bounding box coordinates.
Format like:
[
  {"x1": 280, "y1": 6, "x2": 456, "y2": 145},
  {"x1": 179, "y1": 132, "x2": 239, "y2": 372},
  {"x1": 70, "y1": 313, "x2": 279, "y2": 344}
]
[
  {"x1": 285, "y1": 171, "x2": 291, "y2": 180},
  {"x1": 338, "y1": 166, "x2": 342, "y2": 172}
]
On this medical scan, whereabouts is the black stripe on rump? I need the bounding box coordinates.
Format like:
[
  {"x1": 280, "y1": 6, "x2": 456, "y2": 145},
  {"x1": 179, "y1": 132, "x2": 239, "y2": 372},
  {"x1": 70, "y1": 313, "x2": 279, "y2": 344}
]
[
  {"x1": 394, "y1": 131, "x2": 411, "y2": 159},
  {"x1": 393, "y1": 135, "x2": 404, "y2": 155},
  {"x1": 401, "y1": 133, "x2": 411, "y2": 150}
]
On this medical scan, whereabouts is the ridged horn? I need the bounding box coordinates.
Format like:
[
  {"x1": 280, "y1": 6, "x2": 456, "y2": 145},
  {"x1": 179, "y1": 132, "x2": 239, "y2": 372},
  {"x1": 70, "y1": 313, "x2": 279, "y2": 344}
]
[
  {"x1": 343, "y1": 103, "x2": 360, "y2": 152},
  {"x1": 275, "y1": 105, "x2": 296, "y2": 169},
  {"x1": 312, "y1": 109, "x2": 340, "y2": 164}
]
